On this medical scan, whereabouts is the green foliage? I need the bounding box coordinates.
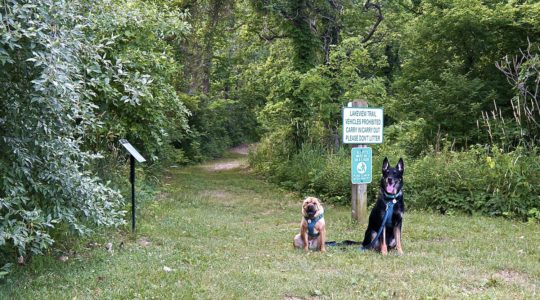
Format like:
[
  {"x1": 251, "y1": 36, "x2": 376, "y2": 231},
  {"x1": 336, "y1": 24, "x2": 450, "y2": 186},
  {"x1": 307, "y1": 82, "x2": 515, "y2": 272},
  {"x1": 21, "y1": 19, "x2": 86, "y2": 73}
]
[
  {"x1": 308, "y1": 148, "x2": 351, "y2": 204},
  {"x1": 248, "y1": 127, "x2": 297, "y2": 176},
  {"x1": 408, "y1": 146, "x2": 540, "y2": 222},
  {"x1": 490, "y1": 40, "x2": 540, "y2": 149},
  {"x1": 254, "y1": 40, "x2": 388, "y2": 152},
  {"x1": 183, "y1": 95, "x2": 237, "y2": 159},
  {"x1": 392, "y1": 67, "x2": 493, "y2": 149},
  {"x1": 165, "y1": 0, "x2": 262, "y2": 161},
  {"x1": 250, "y1": 0, "x2": 331, "y2": 70},
  {"x1": 83, "y1": 0, "x2": 191, "y2": 162},
  {"x1": 0, "y1": 0, "x2": 128, "y2": 263},
  {"x1": 250, "y1": 142, "x2": 364, "y2": 205},
  {"x1": 382, "y1": 118, "x2": 429, "y2": 157},
  {"x1": 390, "y1": 0, "x2": 540, "y2": 147},
  {"x1": 252, "y1": 142, "x2": 540, "y2": 222}
]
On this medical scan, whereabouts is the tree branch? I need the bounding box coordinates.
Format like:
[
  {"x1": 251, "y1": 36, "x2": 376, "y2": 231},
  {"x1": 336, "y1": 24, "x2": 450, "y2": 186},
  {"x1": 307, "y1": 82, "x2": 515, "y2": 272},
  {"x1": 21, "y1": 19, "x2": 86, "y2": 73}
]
[
  {"x1": 361, "y1": 0, "x2": 384, "y2": 44},
  {"x1": 258, "y1": 25, "x2": 289, "y2": 42},
  {"x1": 258, "y1": 32, "x2": 289, "y2": 41}
]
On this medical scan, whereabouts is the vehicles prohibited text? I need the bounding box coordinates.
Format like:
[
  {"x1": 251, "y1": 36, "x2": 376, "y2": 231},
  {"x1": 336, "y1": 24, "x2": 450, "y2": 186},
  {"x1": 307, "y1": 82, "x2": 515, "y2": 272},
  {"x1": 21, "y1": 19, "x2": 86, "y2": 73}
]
[{"x1": 342, "y1": 108, "x2": 384, "y2": 144}]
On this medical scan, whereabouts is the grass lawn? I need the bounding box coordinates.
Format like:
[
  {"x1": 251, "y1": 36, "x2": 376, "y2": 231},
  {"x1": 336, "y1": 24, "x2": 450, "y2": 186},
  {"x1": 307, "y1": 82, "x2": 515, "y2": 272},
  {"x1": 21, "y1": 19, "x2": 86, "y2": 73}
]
[{"x1": 1, "y1": 152, "x2": 539, "y2": 299}]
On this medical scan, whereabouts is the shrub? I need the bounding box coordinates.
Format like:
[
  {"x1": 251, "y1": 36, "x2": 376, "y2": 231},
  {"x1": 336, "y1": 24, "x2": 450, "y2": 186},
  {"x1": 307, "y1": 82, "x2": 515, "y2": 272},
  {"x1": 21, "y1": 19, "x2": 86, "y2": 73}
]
[
  {"x1": 407, "y1": 146, "x2": 540, "y2": 221},
  {"x1": 84, "y1": 0, "x2": 191, "y2": 163},
  {"x1": 310, "y1": 148, "x2": 351, "y2": 205},
  {"x1": 0, "y1": 0, "x2": 148, "y2": 270},
  {"x1": 251, "y1": 143, "x2": 355, "y2": 205},
  {"x1": 250, "y1": 142, "x2": 540, "y2": 222}
]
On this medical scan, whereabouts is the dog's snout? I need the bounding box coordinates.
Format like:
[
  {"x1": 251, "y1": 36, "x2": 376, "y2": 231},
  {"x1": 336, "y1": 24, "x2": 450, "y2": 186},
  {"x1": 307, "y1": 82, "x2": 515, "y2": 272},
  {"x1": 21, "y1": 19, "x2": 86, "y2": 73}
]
[{"x1": 306, "y1": 204, "x2": 317, "y2": 215}]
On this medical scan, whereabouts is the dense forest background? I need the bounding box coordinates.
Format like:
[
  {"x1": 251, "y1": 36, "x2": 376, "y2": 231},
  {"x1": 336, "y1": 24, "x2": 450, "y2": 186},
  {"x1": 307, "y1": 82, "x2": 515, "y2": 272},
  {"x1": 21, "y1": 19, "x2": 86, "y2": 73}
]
[{"x1": 1, "y1": 0, "x2": 540, "y2": 273}]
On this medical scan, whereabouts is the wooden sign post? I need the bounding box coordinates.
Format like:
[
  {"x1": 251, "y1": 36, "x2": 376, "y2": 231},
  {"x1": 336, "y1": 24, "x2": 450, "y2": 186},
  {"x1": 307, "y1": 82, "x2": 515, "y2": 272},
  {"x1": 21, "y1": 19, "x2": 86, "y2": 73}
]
[
  {"x1": 342, "y1": 100, "x2": 384, "y2": 223},
  {"x1": 351, "y1": 100, "x2": 368, "y2": 223}
]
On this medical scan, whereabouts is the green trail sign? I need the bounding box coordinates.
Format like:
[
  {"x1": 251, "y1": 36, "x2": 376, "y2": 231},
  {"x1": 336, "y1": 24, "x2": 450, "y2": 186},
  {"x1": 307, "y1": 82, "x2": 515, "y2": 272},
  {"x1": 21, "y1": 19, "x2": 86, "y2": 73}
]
[{"x1": 351, "y1": 147, "x2": 372, "y2": 184}]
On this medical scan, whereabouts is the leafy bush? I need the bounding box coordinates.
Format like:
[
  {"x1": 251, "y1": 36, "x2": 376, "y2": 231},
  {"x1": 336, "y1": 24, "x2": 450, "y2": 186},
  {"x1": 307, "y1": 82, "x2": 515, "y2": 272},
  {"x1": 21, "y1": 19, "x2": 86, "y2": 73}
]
[
  {"x1": 408, "y1": 146, "x2": 540, "y2": 221},
  {"x1": 0, "y1": 0, "x2": 129, "y2": 266},
  {"x1": 251, "y1": 143, "x2": 357, "y2": 205},
  {"x1": 83, "y1": 0, "x2": 191, "y2": 163},
  {"x1": 248, "y1": 127, "x2": 297, "y2": 178},
  {"x1": 251, "y1": 143, "x2": 540, "y2": 222},
  {"x1": 382, "y1": 118, "x2": 430, "y2": 157},
  {"x1": 310, "y1": 148, "x2": 351, "y2": 204}
]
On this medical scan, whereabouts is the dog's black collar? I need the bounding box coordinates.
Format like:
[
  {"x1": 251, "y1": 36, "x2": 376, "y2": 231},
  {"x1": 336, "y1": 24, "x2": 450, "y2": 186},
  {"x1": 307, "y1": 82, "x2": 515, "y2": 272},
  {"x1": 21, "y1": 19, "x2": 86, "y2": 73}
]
[{"x1": 383, "y1": 189, "x2": 402, "y2": 201}]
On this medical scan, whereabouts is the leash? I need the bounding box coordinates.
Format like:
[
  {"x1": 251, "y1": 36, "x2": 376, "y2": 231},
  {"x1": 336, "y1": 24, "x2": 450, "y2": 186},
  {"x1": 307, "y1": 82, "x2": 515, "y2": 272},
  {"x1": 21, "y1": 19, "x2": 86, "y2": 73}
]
[
  {"x1": 359, "y1": 200, "x2": 396, "y2": 251},
  {"x1": 325, "y1": 201, "x2": 395, "y2": 248},
  {"x1": 325, "y1": 191, "x2": 401, "y2": 249},
  {"x1": 325, "y1": 240, "x2": 362, "y2": 247}
]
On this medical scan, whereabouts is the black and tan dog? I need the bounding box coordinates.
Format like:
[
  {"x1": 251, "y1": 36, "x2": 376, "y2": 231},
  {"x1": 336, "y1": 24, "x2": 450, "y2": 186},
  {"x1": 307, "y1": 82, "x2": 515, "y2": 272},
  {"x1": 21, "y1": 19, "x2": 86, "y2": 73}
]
[
  {"x1": 362, "y1": 157, "x2": 405, "y2": 255},
  {"x1": 293, "y1": 197, "x2": 326, "y2": 252}
]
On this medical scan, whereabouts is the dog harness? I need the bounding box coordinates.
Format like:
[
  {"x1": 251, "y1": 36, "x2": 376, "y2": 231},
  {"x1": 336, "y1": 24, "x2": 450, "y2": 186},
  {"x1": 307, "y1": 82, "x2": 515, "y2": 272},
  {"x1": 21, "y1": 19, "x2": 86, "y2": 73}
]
[
  {"x1": 382, "y1": 190, "x2": 401, "y2": 227},
  {"x1": 305, "y1": 214, "x2": 324, "y2": 238}
]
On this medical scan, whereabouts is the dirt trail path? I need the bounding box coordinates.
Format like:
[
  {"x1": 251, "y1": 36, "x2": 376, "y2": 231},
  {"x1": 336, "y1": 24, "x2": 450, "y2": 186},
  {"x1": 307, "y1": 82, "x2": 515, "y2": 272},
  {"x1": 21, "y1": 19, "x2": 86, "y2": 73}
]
[
  {"x1": 205, "y1": 144, "x2": 250, "y2": 171},
  {"x1": 229, "y1": 144, "x2": 249, "y2": 155}
]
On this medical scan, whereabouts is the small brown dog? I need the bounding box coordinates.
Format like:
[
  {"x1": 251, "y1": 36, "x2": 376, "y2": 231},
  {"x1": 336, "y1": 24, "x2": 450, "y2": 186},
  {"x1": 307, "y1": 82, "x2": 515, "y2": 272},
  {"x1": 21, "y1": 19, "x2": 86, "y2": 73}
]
[{"x1": 293, "y1": 197, "x2": 326, "y2": 252}]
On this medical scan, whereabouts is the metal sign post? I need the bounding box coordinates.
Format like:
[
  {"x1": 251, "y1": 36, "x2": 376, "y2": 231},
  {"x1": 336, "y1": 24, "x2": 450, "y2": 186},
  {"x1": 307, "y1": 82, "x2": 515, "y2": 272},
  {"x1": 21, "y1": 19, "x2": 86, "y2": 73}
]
[{"x1": 119, "y1": 139, "x2": 146, "y2": 233}]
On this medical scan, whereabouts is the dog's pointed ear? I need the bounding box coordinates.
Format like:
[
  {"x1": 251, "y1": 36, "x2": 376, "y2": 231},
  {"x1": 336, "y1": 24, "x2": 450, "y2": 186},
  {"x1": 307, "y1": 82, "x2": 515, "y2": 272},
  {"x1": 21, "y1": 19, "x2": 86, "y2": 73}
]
[
  {"x1": 382, "y1": 157, "x2": 390, "y2": 174},
  {"x1": 396, "y1": 158, "x2": 404, "y2": 173}
]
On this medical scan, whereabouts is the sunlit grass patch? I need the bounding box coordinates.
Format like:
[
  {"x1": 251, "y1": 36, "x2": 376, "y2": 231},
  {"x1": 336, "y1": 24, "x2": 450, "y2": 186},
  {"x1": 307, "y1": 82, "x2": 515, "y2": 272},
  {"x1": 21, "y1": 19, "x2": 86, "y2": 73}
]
[{"x1": 1, "y1": 156, "x2": 539, "y2": 299}]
